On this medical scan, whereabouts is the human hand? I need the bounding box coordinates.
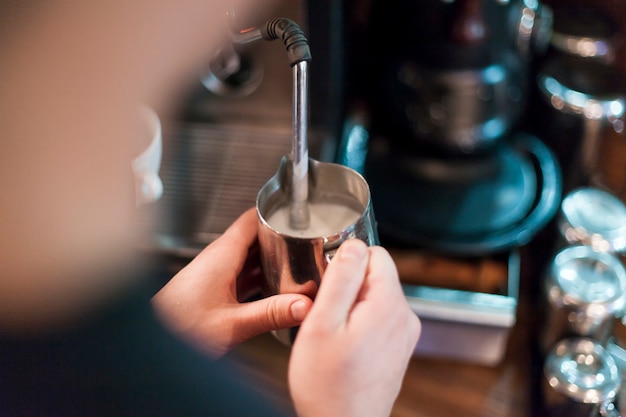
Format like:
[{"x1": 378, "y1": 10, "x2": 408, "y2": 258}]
[
  {"x1": 152, "y1": 208, "x2": 313, "y2": 358},
  {"x1": 288, "y1": 239, "x2": 421, "y2": 417}
]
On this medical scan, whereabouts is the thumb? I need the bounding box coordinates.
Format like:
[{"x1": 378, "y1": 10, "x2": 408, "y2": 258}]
[{"x1": 233, "y1": 294, "x2": 313, "y2": 342}]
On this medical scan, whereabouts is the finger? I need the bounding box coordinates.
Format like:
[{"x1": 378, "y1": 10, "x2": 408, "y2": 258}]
[
  {"x1": 362, "y1": 246, "x2": 404, "y2": 298},
  {"x1": 232, "y1": 294, "x2": 313, "y2": 342},
  {"x1": 194, "y1": 207, "x2": 258, "y2": 270},
  {"x1": 309, "y1": 239, "x2": 369, "y2": 327},
  {"x1": 363, "y1": 247, "x2": 421, "y2": 349},
  {"x1": 214, "y1": 207, "x2": 259, "y2": 250}
]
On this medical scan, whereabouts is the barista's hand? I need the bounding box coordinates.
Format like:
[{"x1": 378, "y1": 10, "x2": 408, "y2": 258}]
[
  {"x1": 152, "y1": 208, "x2": 313, "y2": 358},
  {"x1": 288, "y1": 239, "x2": 421, "y2": 417}
]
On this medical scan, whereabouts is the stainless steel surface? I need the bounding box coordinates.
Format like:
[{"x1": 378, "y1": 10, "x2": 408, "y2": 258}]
[
  {"x1": 137, "y1": 4, "x2": 317, "y2": 256},
  {"x1": 257, "y1": 158, "x2": 378, "y2": 285},
  {"x1": 608, "y1": 339, "x2": 626, "y2": 375},
  {"x1": 257, "y1": 157, "x2": 379, "y2": 346},
  {"x1": 536, "y1": 58, "x2": 626, "y2": 189},
  {"x1": 544, "y1": 338, "x2": 621, "y2": 414},
  {"x1": 394, "y1": 62, "x2": 522, "y2": 153},
  {"x1": 186, "y1": 4, "x2": 305, "y2": 127},
  {"x1": 289, "y1": 60, "x2": 310, "y2": 229},
  {"x1": 232, "y1": 27, "x2": 264, "y2": 45},
  {"x1": 200, "y1": 42, "x2": 265, "y2": 98},
  {"x1": 135, "y1": 122, "x2": 321, "y2": 257},
  {"x1": 538, "y1": 66, "x2": 625, "y2": 120},
  {"x1": 548, "y1": 2, "x2": 622, "y2": 63},
  {"x1": 403, "y1": 250, "x2": 520, "y2": 366},
  {"x1": 367, "y1": 0, "x2": 538, "y2": 155},
  {"x1": 559, "y1": 187, "x2": 626, "y2": 254},
  {"x1": 514, "y1": 0, "x2": 552, "y2": 57},
  {"x1": 541, "y1": 246, "x2": 626, "y2": 352},
  {"x1": 551, "y1": 32, "x2": 617, "y2": 63}
]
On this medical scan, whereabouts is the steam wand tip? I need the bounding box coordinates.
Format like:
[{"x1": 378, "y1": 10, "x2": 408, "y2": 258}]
[{"x1": 289, "y1": 200, "x2": 310, "y2": 230}]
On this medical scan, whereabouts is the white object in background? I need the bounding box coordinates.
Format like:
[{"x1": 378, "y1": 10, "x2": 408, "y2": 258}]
[{"x1": 132, "y1": 107, "x2": 163, "y2": 206}]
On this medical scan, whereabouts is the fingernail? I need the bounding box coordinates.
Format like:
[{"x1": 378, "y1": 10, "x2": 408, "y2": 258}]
[
  {"x1": 338, "y1": 239, "x2": 368, "y2": 261},
  {"x1": 291, "y1": 300, "x2": 308, "y2": 322}
]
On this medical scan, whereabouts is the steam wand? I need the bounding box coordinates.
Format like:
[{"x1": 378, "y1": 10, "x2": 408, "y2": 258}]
[{"x1": 231, "y1": 18, "x2": 312, "y2": 230}]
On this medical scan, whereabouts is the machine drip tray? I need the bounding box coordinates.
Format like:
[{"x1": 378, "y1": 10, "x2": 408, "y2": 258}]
[{"x1": 402, "y1": 250, "x2": 520, "y2": 366}]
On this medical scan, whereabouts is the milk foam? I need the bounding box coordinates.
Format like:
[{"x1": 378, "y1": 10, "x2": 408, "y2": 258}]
[{"x1": 266, "y1": 200, "x2": 362, "y2": 238}]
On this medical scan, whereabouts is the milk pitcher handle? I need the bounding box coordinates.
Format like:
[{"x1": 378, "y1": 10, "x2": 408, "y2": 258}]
[{"x1": 324, "y1": 249, "x2": 338, "y2": 264}]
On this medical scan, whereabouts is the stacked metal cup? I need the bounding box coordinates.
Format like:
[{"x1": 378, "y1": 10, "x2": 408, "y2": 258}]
[
  {"x1": 543, "y1": 338, "x2": 621, "y2": 417},
  {"x1": 531, "y1": 1, "x2": 626, "y2": 197},
  {"x1": 541, "y1": 246, "x2": 626, "y2": 352},
  {"x1": 541, "y1": 187, "x2": 626, "y2": 416},
  {"x1": 558, "y1": 188, "x2": 626, "y2": 255}
]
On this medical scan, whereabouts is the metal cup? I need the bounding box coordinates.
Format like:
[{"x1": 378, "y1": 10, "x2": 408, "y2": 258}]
[
  {"x1": 541, "y1": 246, "x2": 626, "y2": 353},
  {"x1": 256, "y1": 156, "x2": 379, "y2": 344},
  {"x1": 558, "y1": 187, "x2": 626, "y2": 255},
  {"x1": 543, "y1": 338, "x2": 622, "y2": 417}
]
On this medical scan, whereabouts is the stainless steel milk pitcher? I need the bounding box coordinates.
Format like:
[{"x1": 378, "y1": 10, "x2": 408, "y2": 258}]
[{"x1": 257, "y1": 156, "x2": 379, "y2": 300}]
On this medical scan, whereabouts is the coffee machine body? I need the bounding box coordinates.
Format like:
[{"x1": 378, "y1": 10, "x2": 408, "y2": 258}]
[{"x1": 356, "y1": 0, "x2": 550, "y2": 155}]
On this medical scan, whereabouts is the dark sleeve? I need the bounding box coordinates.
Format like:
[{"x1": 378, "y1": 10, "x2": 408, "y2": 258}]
[{"x1": 0, "y1": 275, "x2": 292, "y2": 417}]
